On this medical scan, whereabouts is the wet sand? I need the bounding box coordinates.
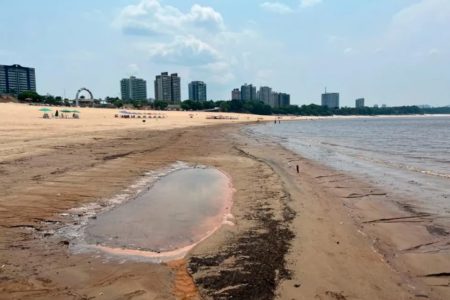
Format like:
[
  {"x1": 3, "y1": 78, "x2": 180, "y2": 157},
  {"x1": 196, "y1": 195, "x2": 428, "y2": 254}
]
[{"x1": 0, "y1": 104, "x2": 449, "y2": 299}]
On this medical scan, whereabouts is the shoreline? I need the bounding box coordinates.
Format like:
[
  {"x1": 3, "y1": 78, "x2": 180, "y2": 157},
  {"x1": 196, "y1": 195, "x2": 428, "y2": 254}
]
[
  {"x1": 239, "y1": 126, "x2": 450, "y2": 299},
  {"x1": 0, "y1": 106, "x2": 448, "y2": 299}
]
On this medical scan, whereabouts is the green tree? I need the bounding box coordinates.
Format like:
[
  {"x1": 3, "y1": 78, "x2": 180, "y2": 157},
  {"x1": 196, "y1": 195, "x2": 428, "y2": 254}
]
[
  {"x1": 18, "y1": 91, "x2": 42, "y2": 102},
  {"x1": 153, "y1": 100, "x2": 169, "y2": 110}
]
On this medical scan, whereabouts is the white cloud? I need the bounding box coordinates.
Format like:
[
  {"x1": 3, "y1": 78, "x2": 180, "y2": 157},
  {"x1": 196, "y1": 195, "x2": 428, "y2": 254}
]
[
  {"x1": 113, "y1": 0, "x2": 230, "y2": 68},
  {"x1": 387, "y1": 0, "x2": 450, "y2": 47},
  {"x1": 392, "y1": 0, "x2": 450, "y2": 26},
  {"x1": 261, "y1": 0, "x2": 321, "y2": 14},
  {"x1": 114, "y1": 0, "x2": 268, "y2": 89},
  {"x1": 327, "y1": 35, "x2": 343, "y2": 44},
  {"x1": 260, "y1": 2, "x2": 294, "y2": 14},
  {"x1": 300, "y1": 0, "x2": 322, "y2": 8},
  {"x1": 344, "y1": 47, "x2": 353, "y2": 54},
  {"x1": 114, "y1": 0, "x2": 224, "y2": 36},
  {"x1": 141, "y1": 35, "x2": 221, "y2": 65},
  {"x1": 127, "y1": 63, "x2": 140, "y2": 75},
  {"x1": 428, "y1": 48, "x2": 440, "y2": 56},
  {"x1": 200, "y1": 62, "x2": 235, "y2": 84}
]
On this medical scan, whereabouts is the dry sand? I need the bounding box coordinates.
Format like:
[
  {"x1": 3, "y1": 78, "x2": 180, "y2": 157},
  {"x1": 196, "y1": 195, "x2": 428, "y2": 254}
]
[
  {"x1": 0, "y1": 103, "x2": 285, "y2": 163},
  {"x1": 0, "y1": 103, "x2": 449, "y2": 300}
]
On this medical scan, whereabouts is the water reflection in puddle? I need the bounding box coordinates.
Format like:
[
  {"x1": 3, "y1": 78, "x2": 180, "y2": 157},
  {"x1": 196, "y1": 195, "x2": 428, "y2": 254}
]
[{"x1": 83, "y1": 167, "x2": 233, "y2": 261}]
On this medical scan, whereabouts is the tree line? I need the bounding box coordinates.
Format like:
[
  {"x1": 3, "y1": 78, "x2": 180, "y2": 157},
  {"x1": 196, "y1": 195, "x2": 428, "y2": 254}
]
[
  {"x1": 181, "y1": 100, "x2": 450, "y2": 116},
  {"x1": 17, "y1": 91, "x2": 450, "y2": 116}
]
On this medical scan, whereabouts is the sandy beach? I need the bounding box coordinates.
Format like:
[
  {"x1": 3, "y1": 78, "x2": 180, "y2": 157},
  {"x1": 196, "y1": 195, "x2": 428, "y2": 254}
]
[{"x1": 0, "y1": 103, "x2": 449, "y2": 300}]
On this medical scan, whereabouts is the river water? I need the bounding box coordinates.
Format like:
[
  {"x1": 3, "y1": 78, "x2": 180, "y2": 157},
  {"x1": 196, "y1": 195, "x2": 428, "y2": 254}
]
[{"x1": 249, "y1": 116, "x2": 450, "y2": 215}]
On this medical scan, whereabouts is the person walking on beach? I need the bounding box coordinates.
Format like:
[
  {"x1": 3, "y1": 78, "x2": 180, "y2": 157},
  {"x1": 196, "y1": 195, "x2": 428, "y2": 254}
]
[
  {"x1": 296, "y1": 165, "x2": 300, "y2": 174},
  {"x1": 55, "y1": 110, "x2": 59, "y2": 118}
]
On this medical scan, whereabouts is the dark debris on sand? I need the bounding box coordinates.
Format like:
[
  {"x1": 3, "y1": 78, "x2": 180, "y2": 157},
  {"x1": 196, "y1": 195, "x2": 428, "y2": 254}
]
[{"x1": 188, "y1": 194, "x2": 295, "y2": 300}]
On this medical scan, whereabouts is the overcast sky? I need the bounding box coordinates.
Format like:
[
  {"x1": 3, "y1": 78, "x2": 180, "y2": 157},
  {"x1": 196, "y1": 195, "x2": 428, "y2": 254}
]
[{"x1": 1, "y1": 0, "x2": 449, "y2": 106}]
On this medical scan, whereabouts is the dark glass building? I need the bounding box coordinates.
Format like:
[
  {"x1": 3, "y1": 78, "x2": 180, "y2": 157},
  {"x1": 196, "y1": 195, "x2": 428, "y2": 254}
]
[
  {"x1": 240, "y1": 84, "x2": 257, "y2": 101},
  {"x1": 120, "y1": 76, "x2": 147, "y2": 102},
  {"x1": 154, "y1": 72, "x2": 181, "y2": 104},
  {"x1": 188, "y1": 81, "x2": 207, "y2": 101},
  {"x1": 0, "y1": 64, "x2": 36, "y2": 95},
  {"x1": 321, "y1": 92, "x2": 340, "y2": 109}
]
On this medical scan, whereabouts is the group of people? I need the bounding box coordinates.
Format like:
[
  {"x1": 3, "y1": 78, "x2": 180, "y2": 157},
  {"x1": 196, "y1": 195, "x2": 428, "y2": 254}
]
[
  {"x1": 55, "y1": 110, "x2": 79, "y2": 119},
  {"x1": 43, "y1": 110, "x2": 79, "y2": 119},
  {"x1": 115, "y1": 114, "x2": 167, "y2": 119}
]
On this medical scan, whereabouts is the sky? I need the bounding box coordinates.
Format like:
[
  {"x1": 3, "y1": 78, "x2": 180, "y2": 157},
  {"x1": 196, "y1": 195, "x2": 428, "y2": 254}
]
[{"x1": 0, "y1": 0, "x2": 449, "y2": 107}]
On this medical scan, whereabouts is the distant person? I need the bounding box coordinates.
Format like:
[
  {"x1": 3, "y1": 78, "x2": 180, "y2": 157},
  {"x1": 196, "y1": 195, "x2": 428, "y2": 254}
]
[
  {"x1": 296, "y1": 165, "x2": 300, "y2": 174},
  {"x1": 55, "y1": 110, "x2": 59, "y2": 117}
]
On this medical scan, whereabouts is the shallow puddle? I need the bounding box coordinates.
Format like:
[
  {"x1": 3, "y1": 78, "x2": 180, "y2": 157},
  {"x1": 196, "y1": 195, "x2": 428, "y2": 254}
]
[{"x1": 84, "y1": 167, "x2": 233, "y2": 260}]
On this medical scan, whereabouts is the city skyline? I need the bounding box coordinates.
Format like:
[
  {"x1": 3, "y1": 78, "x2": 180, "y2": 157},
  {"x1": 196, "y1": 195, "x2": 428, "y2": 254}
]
[{"x1": 1, "y1": 0, "x2": 449, "y2": 106}]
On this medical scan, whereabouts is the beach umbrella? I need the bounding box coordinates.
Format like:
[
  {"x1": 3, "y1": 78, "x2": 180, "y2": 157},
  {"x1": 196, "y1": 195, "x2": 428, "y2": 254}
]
[
  {"x1": 61, "y1": 109, "x2": 72, "y2": 113},
  {"x1": 39, "y1": 108, "x2": 52, "y2": 112},
  {"x1": 72, "y1": 110, "x2": 80, "y2": 113}
]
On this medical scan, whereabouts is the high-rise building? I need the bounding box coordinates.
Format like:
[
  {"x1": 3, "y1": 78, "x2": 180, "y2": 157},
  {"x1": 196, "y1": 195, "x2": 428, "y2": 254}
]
[
  {"x1": 0, "y1": 64, "x2": 36, "y2": 95},
  {"x1": 154, "y1": 72, "x2": 181, "y2": 104},
  {"x1": 268, "y1": 92, "x2": 290, "y2": 108},
  {"x1": 120, "y1": 76, "x2": 147, "y2": 102},
  {"x1": 270, "y1": 92, "x2": 280, "y2": 108},
  {"x1": 355, "y1": 98, "x2": 365, "y2": 108},
  {"x1": 241, "y1": 84, "x2": 257, "y2": 101},
  {"x1": 259, "y1": 86, "x2": 272, "y2": 105},
  {"x1": 279, "y1": 93, "x2": 291, "y2": 107},
  {"x1": 188, "y1": 81, "x2": 207, "y2": 102},
  {"x1": 231, "y1": 88, "x2": 241, "y2": 100},
  {"x1": 321, "y1": 92, "x2": 340, "y2": 109},
  {"x1": 171, "y1": 73, "x2": 181, "y2": 103},
  {"x1": 154, "y1": 72, "x2": 171, "y2": 102}
]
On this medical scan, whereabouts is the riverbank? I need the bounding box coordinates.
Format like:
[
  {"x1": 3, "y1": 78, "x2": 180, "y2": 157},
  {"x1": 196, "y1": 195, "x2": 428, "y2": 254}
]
[
  {"x1": 0, "y1": 104, "x2": 448, "y2": 299},
  {"x1": 237, "y1": 129, "x2": 450, "y2": 300},
  {"x1": 0, "y1": 116, "x2": 296, "y2": 299}
]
